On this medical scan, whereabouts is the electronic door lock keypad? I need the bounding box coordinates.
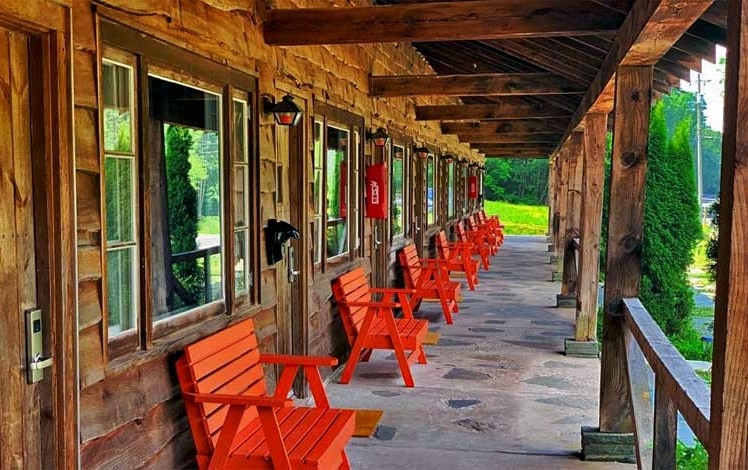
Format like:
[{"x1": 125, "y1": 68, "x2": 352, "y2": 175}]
[{"x1": 25, "y1": 308, "x2": 53, "y2": 384}]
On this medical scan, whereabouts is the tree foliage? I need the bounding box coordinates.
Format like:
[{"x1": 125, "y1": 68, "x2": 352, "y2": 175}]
[
  {"x1": 165, "y1": 125, "x2": 201, "y2": 305},
  {"x1": 639, "y1": 104, "x2": 702, "y2": 337},
  {"x1": 483, "y1": 158, "x2": 548, "y2": 205}
]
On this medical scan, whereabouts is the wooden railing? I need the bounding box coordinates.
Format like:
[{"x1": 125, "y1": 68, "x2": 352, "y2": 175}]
[
  {"x1": 171, "y1": 245, "x2": 221, "y2": 303},
  {"x1": 622, "y1": 298, "x2": 711, "y2": 468}
]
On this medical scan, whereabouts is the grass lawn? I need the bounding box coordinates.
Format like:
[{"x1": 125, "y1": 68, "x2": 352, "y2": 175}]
[
  {"x1": 484, "y1": 200, "x2": 548, "y2": 235},
  {"x1": 198, "y1": 215, "x2": 221, "y2": 235}
]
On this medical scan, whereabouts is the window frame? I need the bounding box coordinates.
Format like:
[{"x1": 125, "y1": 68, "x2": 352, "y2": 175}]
[
  {"x1": 426, "y1": 154, "x2": 436, "y2": 227},
  {"x1": 389, "y1": 142, "x2": 407, "y2": 241},
  {"x1": 311, "y1": 102, "x2": 365, "y2": 272},
  {"x1": 101, "y1": 21, "x2": 260, "y2": 358}
]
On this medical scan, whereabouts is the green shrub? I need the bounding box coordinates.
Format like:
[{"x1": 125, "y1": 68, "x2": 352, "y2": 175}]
[
  {"x1": 677, "y1": 440, "x2": 708, "y2": 469},
  {"x1": 670, "y1": 324, "x2": 712, "y2": 362}
]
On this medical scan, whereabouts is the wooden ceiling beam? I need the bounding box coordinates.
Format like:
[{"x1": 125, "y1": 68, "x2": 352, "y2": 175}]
[
  {"x1": 482, "y1": 149, "x2": 551, "y2": 157},
  {"x1": 370, "y1": 73, "x2": 585, "y2": 97},
  {"x1": 486, "y1": 40, "x2": 597, "y2": 84},
  {"x1": 263, "y1": 0, "x2": 623, "y2": 46},
  {"x1": 558, "y1": 0, "x2": 714, "y2": 152},
  {"x1": 416, "y1": 102, "x2": 570, "y2": 121},
  {"x1": 471, "y1": 142, "x2": 563, "y2": 150},
  {"x1": 459, "y1": 133, "x2": 564, "y2": 144},
  {"x1": 443, "y1": 119, "x2": 568, "y2": 135}
]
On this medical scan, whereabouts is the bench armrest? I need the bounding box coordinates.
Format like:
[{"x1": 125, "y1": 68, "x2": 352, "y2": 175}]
[
  {"x1": 419, "y1": 258, "x2": 448, "y2": 265},
  {"x1": 343, "y1": 300, "x2": 401, "y2": 309},
  {"x1": 184, "y1": 392, "x2": 293, "y2": 408},
  {"x1": 261, "y1": 354, "x2": 338, "y2": 367},
  {"x1": 370, "y1": 287, "x2": 416, "y2": 295}
]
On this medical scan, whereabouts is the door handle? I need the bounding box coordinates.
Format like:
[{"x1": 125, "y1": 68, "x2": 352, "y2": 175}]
[
  {"x1": 414, "y1": 217, "x2": 421, "y2": 232},
  {"x1": 374, "y1": 226, "x2": 382, "y2": 247},
  {"x1": 287, "y1": 246, "x2": 300, "y2": 282},
  {"x1": 29, "y1": 353, "x2": 53, "y2": 371}
]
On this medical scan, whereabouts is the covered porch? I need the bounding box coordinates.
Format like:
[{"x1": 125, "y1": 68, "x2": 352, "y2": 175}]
[{"x1": 326, "y1": 235, "x2": 623, "y2": 468}]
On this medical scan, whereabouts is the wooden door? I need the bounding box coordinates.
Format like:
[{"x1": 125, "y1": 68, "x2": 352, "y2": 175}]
[
  {"x1": 274, "y1": 119, "x2": 308, "y2": 394},
  {"x1": 0, "y1": 27, "x2": 53, "y2": 469}
]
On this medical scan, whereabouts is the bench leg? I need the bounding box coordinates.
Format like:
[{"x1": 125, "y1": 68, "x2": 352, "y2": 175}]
[
  {"x1": 360, "y1": 348, "x2": 373, "y2": 362},
  {"x1": 338, "y1": 450, "x2": 351, "y2": 470},
  {"x1": 439, "y1": 295, "x2": 453, "y2": 324},
  {"x1": 416, "y1": 345, "x2": 427, "y2": 364},
  {"x1": 341, "y1": 312, "x2": 376, "y2": 385},
  {"x1": 384, "y1": 314, "x2": 416, "y2": 388}
]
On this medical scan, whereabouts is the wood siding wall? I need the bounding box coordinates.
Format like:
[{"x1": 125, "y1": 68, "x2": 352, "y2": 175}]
[{"x1": 72, "y1": 0, "x2": 479, "y2": 467}]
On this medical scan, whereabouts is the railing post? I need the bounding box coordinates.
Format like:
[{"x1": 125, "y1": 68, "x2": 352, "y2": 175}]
[
  {"x1": 582, "y1": 65, "x2": 652, "y2": 463},
  {"x1": 204, "y1": 252, "x2": 212, "y2": 302},
  {"x1": 653, "y1": 376, "x2": 677, "y2": 469},
  {"x1": 709, "y1": 0, "x2": 748, "y2": 466}
]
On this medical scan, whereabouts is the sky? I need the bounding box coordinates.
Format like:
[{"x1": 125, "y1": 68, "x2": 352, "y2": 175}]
[{"x1": 679, "y1": 45, "x2": 727, "y2": 132}]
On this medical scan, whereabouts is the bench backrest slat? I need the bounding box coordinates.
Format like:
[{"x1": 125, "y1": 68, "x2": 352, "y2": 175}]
[
  {"x1": 436, "y1": 231, "x2": 451, "y2": 259},
  {"x1": 332, "y1": 267, "x2": 373, "y2": 340},
  {"x1": 455, "y1": 222, "x2": 468, "y2": 242},
  {"x1": 398, "y1": 244, "x2": 422, "y2": 288},
  {"x1": 177, "y1": 318, "x2": 267, "y2": 453}
]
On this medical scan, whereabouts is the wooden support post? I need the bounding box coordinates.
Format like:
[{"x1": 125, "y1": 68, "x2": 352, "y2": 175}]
[
  {"x1": 573, "y1": 114, "x2": 607, "y2": 344},
  {"x1": 560, "y1": 131, "x2": 584, "y2": 296},
  {"x1": 599, "y1": 65, "x2": 652, "y2": 434},
  {"x1": 709, "y1": 0, "x2": 748, "y2": 466},
  {"x1": 547, "y1": 156, "x2": 557, "y2": 249},
  {"x1": 553, "y1": 140, "x2": 569, "y2": 280}
]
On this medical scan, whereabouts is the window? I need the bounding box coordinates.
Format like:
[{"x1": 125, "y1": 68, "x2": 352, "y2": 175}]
[
  {"x1": 312, "y1": 121, "x2": 324, "y2": 265},
  {"x1": 390, "y1": 144, "x2": 405, "y2": 238},
  {"x1": 447, "y1": 160, "x2": 455, "y2": 219},
  {"x1": 311, "y1": 107, "x2": 363, "y2": 266},
  {"x1": 102, "y1": 26, "x2": 258, "y2": 354},
  {"x1": 233, "y1": 95, "x2": 251, "y2": 296},
  {"x1": 103, "y1": 57, "x2": 137, "y2": 339},
  {"x1": 326, "y1": 125, "x2": 350, "y2": 258},
  {"x1": 426, "y1": 155, "x2": 435, "y2": 226}
]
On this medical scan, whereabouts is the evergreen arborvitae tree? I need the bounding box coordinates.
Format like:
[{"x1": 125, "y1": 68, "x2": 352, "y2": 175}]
[
  {"x1": 165, "y1": 125, "x2": 201, "y2": 305},
  {"x1": 639, "y1": 103, "x2": 702, "y2": 337}
]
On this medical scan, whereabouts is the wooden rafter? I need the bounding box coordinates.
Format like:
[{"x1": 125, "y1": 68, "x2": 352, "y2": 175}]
[
  {"x1": 458, "y1": 133, "x2": 564, "y2": 144},
  {"x1": 443, "y1": 119, "x2": 568, "y2": 135},
  {"x1": 416, "y1": 102, "x2": 569, "y2": 121},
  {"x1": 264, "y1": 0, "x2": 623, "y2": 46},
  {"x1": 370, "y1": 73, "x2": 585, "y2": 97},
  {"x1": 557, "y1": 0, "x2": 715, "y2": 151}
]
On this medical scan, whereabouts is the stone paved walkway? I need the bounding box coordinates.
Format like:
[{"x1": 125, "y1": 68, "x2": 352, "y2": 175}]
[{"x1": 324, "y1": 236, "x2": 630, "y2": 469}]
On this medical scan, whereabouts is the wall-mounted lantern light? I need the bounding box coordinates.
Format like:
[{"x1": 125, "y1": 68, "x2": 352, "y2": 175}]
[
  {"x1": 458, "y1": 159, "x2": 468, "y2": 168},
  {"x1": 263, "y1": 94, "x2": 303, "y2": 127},
  {"x1": 441, "y1": 154, "x2": 454, "y2": 164},
  {"x1": 414, "y1": 145, "x2": 430, "y2": 159},
  {"x1": 393, "y1": 148, "x2": 405, "y2": 159},
  {"x1": 367, "y1": 127, "x2": 390, "y2": 147}
]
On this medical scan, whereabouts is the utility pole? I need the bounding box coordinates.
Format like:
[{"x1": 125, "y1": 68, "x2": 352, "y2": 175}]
[{"x1": 696, "y1": 74, "x2": 704, "y2": 221}]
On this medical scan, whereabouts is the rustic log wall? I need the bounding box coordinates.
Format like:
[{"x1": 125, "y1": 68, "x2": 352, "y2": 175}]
[{"x1": 72, "y1": 0, "x2": 480, "y2": 467}]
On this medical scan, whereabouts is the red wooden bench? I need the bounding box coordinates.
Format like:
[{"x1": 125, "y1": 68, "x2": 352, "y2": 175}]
[
  {"x1": 176, "y1": 318, "x2": 355, "y2": 470},
  {"x1": 398, "y1": 243, "x2": 461, "y2": 324},
  {"x1": 332, "y1": 267, "x2": 428, "y2": 388},
  {"x1": 455, "y1": 221, "x2": 491, "y2": 271},
  {"x1": 467, "y1": 214, "x2": 499, "y2": 257},
  {"x1": 478, "y1": 210, "x2": 505, "y2": 249},
  {"x1": 435, "y1": 230, "x2": 480, "y2": 290}
]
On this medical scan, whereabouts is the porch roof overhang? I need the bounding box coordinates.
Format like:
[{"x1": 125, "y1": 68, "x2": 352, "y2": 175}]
[{"x1": 262, "y1": 0, "x2": 725, "y2": 159}]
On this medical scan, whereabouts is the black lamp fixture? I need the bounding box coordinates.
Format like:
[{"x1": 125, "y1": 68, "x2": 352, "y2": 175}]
[
  {"x1": 458, "y1": 159, "x2": 468, "y2": 168},
  {"x1": 367, "y1": 127, "x2": 390, "y2": 147},
  {"x1": 414, "y1": 145, "x2": 430, "y2": 159},
  {"x1": 263, "y1": 94, "x2": 303, "y2": 127},
  {"x1": 393, "y1": 148, "x2": 405, "y2": 159},
  {"x1": 441, "y1": 154, "x2": 454, "y2": 164}
]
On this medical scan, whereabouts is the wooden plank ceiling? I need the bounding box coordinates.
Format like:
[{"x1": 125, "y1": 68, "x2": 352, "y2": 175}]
[{"x1": 265, "y1": 0, "x2": 726, "y2": 158}]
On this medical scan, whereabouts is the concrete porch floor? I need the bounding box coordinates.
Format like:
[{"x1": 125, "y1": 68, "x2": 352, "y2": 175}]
[{"x1": 324, "y1": 236, "x2": 629, "y2": 469}]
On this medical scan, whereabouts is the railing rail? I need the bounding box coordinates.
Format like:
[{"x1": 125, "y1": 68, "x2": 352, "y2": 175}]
[{"x1": 622, "y1": 297, "x2": 711, "y2": 468}]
